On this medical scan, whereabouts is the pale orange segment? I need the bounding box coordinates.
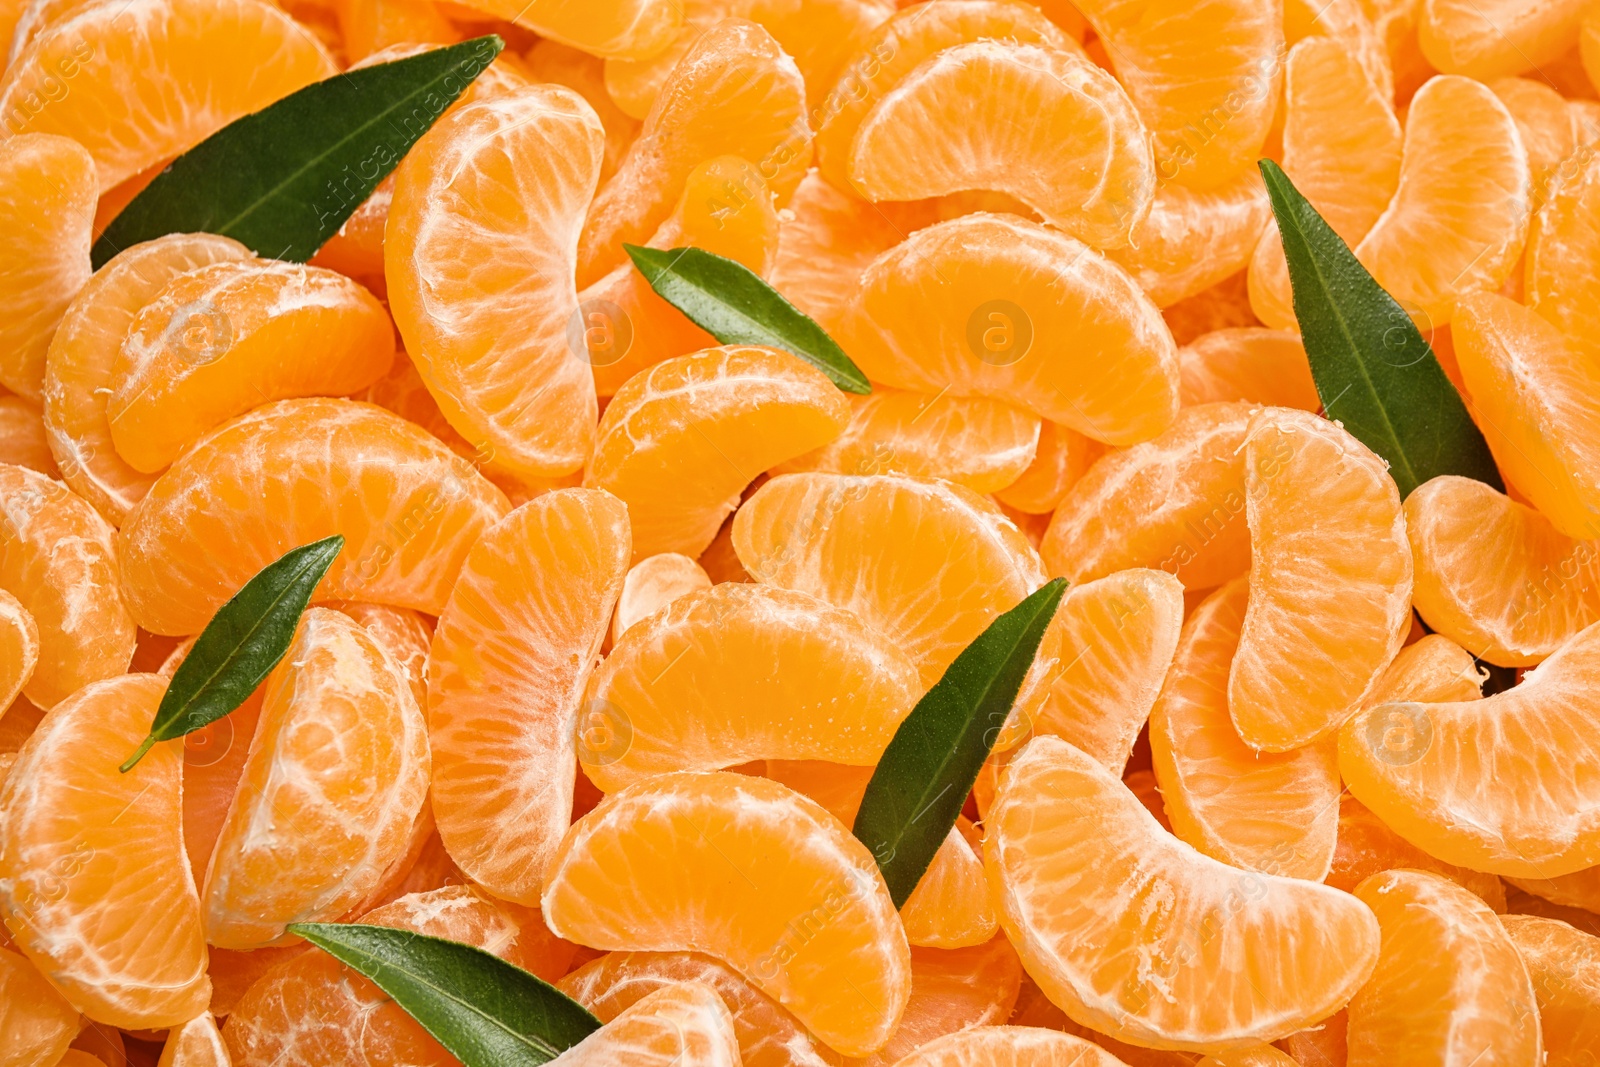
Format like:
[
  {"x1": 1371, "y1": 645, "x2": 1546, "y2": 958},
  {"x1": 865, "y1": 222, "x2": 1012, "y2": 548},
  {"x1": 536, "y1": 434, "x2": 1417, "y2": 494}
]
[
  {"x1": 582, "y1": 583, "x2": 921, "y2": 790},
  {"x1": 612, "y1": 552, "x2": 712, "y2": 642},
  {"x1": 1176, "y1": 329, "x2": 1319, "y2": 411},
  {"x1": 1500, "y1": 914, "x2": 1600, "y2": 1063},
  {"x1": 428, "y1": 488, "x2": 629, "y2": 905},
  {"x1": 156, "y1": 1014, "x2": 227, "y2": 1067},
  {"x1": 1451, "y1": 291, "x2": 1600, "y2": 540},
  {"x1": 0, "y1": 462, "x2": 135, "y2": 707},
  {"x1": 441, "y1": 0, "x2": 680, "y2": 59},
  {"x1": 0, "y1": 674, "x2": 209, "y2": 1028},
  {"x1": 542, "y1": 771, "x2": 911, "y2": 1058},
  {"x1": 0, "y1": 0, "x2": 335, "y2": 193},
  {"x1": 987, "y1": 735, "x2": 1380, "y2": 1050},
  {"x1": 328, "y1": 601, "x2": 433, "y2": 708},
  {"x1": 44, "y1": 232, "x2": 251, "y2": 525},
  {"x1": 0, "y1": 589, "x2": 38, "y2": 715},
  {"x1": 585, "y1": 346, "x2": 850, "y2": 562},
  {"x1": 1228, "y1": 407, "x2": 1412, "y2": 752},
  {"x1": 849, "y1": 40, "x2": 1154, "y2": 249},
  {"x1": 549, "y1": 982, "x2": 740, "y2": 1067},
  {"x1": 0, "y1": 395, "x2": 57, "y2": 477},
  {"x1": 386, "y1": 85, "x2": 604, "y2": 480},
  {"x1": 1419, "y1": 0, "x2": 1585, "y2": 78},
  {"x1": 1282, "y1": 0, "x2": 1394, "y2": 98},
  {"x1": 116, "y1": 398, "x2": 509, "y2": 635},
  {"x1": 887, "y1": 1027, "x2": 1128, "y2": 1067},
  {"x1": 0, "y1": 945, "x2": 80, "y2": 1067},
  {"x1": 843, "y1": 214, "x2": 1179, "y2": 444},
  {"x1": 107, "y1": 260, "x2": 394, "y2": 473},
  {"x1": 1347, "y1": 870, "x2": 1541, "y2": 1064},
  {"x1": 1526, "y1": 134, "x2": 1600, "y2": 358},
  {"x1": 1492, "y1": 76, "x2": 1582, "y2": 199},
  {"x1": 576, "y1": 18, "x2": 811, "y2": 288},
  {"x1": 994, "y1": 422, "x2": 1104, "y2": 516},
  {"x1": 1108, "y1": 170, "x2": 1271, "y2": 308},
  {"x1": 1041, "y1": 402, "x2": 1254, "y2": 590}
]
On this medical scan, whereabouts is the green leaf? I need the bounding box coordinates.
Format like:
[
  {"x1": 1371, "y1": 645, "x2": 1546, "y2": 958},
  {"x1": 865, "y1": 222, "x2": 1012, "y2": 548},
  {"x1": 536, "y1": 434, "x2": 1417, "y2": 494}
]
[
  {"x1": 121, "y1": 536, "x2": 343, "y2": 772},
  {"x1": 1259, "y1": 159, "x2": 1502, "y2": 498},
  {"x1": 853, "y1": 577, "x2": 1067, "y2": 907},
  {"x1": 92, "y1": 36, "x2": 505, "y2": 269},
  {"x1": 624, "y1": 244, "x2": 872, "y2": 394},
  {"x1": 291, "y1": 922, "x2": 600, "y2": 1066}
]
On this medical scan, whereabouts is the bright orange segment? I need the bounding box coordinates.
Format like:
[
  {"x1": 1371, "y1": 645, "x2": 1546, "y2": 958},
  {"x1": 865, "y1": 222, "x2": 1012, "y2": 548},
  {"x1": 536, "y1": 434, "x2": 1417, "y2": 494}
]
[
  {"x1": 522, "y1": 40, "x2": 640, "y2": 185},
  {"x1": 1418, "y1": 0, "x2": 1585, "y2": 79},
  {"x1": 0, "y1": 590, "x2": 38, "y2": 715},
  {"x1": 994, "y1": 422, "x2": 1104, "y2": 516},
  {"x1": 444, "y1": 0, "x2": 680, "y2": 59},
  {"x1": 889, "y1": 1027, "x2": 1128, "y2": 1066},
  {"x1": 1500, "y1": 914, "x2": 1600, "y2": 1064},
  {"x1": 548, "y1": 982, "x2": 740, "y2": 1067},
  {"x1": 1526, "y1": 145, "x2": 1600, "y2": 360},
  {"x1": 331, "y1": 0, "x2": 459, "y2": 62},
  {"x1": 1176, "y1": 329, "x2": 1319, "y2": 411},
  {"x1": 0, "y1": 945, "x2": 80, "y2": 1067},
  {"x1": 156, "y1": 1014, "x2": 228, "y2": 1067},
  {"x1": 1109, "y1": 171, "x2": 1271, "y2": 308}
]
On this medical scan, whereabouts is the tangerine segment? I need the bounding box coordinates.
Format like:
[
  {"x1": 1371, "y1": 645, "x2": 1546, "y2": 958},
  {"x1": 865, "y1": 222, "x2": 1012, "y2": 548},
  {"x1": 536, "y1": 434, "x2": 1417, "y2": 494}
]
[
  {"x1": 329, "y1": 601, "x2": 433, "y2": 708},
  {"x1": 0, "y1": 0, "x2": 335, "y2": 192},
  {"x1": 1328, "y1": 796, "x2": 1507, "y2": 914},
  {"x1": 1107, "y1": 170, "x2": 1271, "y2": 308},
  {"x1": 849, "y1": 41, "x2": 1154, "y2": 250},
  {"x1": 1073, "y1": 0, "x2": 1282, "y2": 190},
  {"x1": 1041, "y1": 402, "x2": 1254, "y2": 590},
  {"x1": 428, "y1": 488, "x2": 629, "y2": 905},
  {"x1": 581, "y1": 583, "x2": 921, "y2": 791},
  {"x1": 1418, "y1": 0, "x2": 1585, "y2": 79},
  {"x1": 0, "y1": 590, "x2": 38, "y2": 714},
  {"x1": 1347, "y1": 870, "x2": 1541, "y2": 1065},
  {"x1": 1451, "y1": 291, "x2": 1600, "y2": 540},
  {"x1": 442, "y1": 0, "x2": 679, "y2": 59},
  {"x1": 614, "y1": 553, "x2": 712, "y2": 643},
  {"x1": 1176, "y1": 330, "x2": 1318, "y2": 411},
  {"x1": 200, "y1": 608, "x2": 429, "y2": 949},
  {"x1": 0, "y1": 396, "x2": 57, "y2": 477},
  {"x1": 0, "y1": 134, "x2": 94, "y2": 402},
  {"x1": 116, "y1": 398, "x2": 509, "y2": 635},
  {"x1": 576, "y1": 19, "x2": 811, "y2": 288},
  {"x1": 107, "y1": 260, "x2": 394, "y2": 473},
  {"x1": 386, "y1": 86, "x2": 604, "y2": 480},
  {"x1": 1229, "y1": 407, "x2": 1412, "y2": 752},
  {"x1": 0, "y1": 945, "x2": 80, "y2": 1067},
  {"x1": 584, "y1": 346, "x2": 850, "y2": 562},
  {"x1": 854, "y1": 937, "x2": 1023, "y2": 1066},
  {"x1": 331, "y1": 0, "x2": 459, "y2": 62},
  {"x1": 1526, "y1": 145, "x2": 1600, "y2": 360},
  {"x1": 1366, "y1": 632, "x2": 1487, "y2": 707},
  {"x1": 845, "y1": 214, "x2": 1179, "y2": 445},
  {"x1": 542, "y1": 771, "x2": 911, "y2": 1058},
  {"x1": 1506, "y1": 867, "x2": 1600, "y2": 917},
  {"x1": 887, "y1": 1027, "x2": 1127, "y2": 1067},
  {"x1": 521, "y1": 40, "x2": 639, "y2": 185},
  {"x1": 1492, "y1": 77, "x2": 1583, "y2": 199},
  {"x1": 156, "y1": 1014, "x2": 227, "y2": 1067},
  {"x1": 44, "y1": 232, "x2": 251, "y2": 525},
  {"x1": 995, "y1": 422, "x2": 1104, "y2": 516},
  {"x1": 987, "y1": 736, "x2": 1380, "y2": 1051},
  {"x1": 0, "y1": 675, "x2": 209, "y2": 1028},
  {"x1": 1353, "y1": 75, "x2": 1529, "y2": 329},
  {"x1": 1499, "y1": 914, "x2": 1600, "y2": 1063},
  {"x1": 1152, "y1": 579, "x2": 1341, "y2": 881},
  {"x1": 0, "y1": 462, "x2": 135, "y2": 707},
  {"x1": 548, "y1": 982, "x2": 740, "y2": 1067}
]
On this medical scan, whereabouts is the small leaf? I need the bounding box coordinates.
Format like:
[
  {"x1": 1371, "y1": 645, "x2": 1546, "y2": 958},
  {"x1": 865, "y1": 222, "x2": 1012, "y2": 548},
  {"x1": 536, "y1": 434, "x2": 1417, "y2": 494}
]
[
  {"x1": 624, "y1": 244, "x2": 872, "y2": 394},
  {"x1": 92, "y1": 36, "x2": 505, "y2": 268},
  {"x1": 291, "y1": 922, "x2": 601, "y2": 1066},
  {"x1": 1259, "y1": 159, "x2": 1502, "y2": 497},
  {"x1": 121, "y1": 536, "x2": 343, "y2": 772},
  {"x1": 853, "y1": 577, "x2": 1067, "y2": 906}
]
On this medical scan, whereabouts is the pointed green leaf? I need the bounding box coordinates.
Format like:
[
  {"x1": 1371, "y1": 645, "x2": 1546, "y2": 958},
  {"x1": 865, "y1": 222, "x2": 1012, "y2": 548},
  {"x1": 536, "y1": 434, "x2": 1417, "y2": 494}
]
[
  {"x1": 291, "y1": 922, "x2": 600, "y2": 1066},
  {"x1": 1259, "y1": 159, "x2": 1502, "y2": 497},
  {"x1": 121, "y1": 536, "x2": 343, "y2": 772},
  {"x1": 92, "y1": 36, "x2": 504, "y2": 268},
  {"x1": 853, "y1": 578, "x2": 1067, "y2": 907},
  {"x1": 624, "y1": 244, "x2": 872, "y2": 394}
]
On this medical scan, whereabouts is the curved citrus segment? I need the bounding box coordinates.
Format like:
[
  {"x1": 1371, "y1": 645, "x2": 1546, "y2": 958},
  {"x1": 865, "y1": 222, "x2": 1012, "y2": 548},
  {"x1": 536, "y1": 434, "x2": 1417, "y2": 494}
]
[
  {"x1": 44, "y1": 232, "x2": 251, "y2": 524},
  {"x1": 0, "y1": 462, "x2": 135, "y2": 707},
  {"x1": 386, "y1": 85, "x2": 604, "y2": 479},
  {"x1": 0, "y1": 134, "x2": 94, "y2": 402},
  {"x1": 1499, "y1": 914, "x2": 1600, "y2": 1062},
  {"x1": 521, "y1": 40, "x2": 639, "y2": 185},
  {"x1": 1505, "y1": 865, "x2": 1600, "y2": 919},
  {"x1": 585, "y1": 346, "x2": 850, "y2": 562},
  {"x1": 117, "y1": 398, "x2": 509, "y2": 635},
  {"x1": 156, "y1": 1014, "x2": 227, "y2": 1067},
  {"x1": 549, "y1": 982, "x2": 739, "y2": 1067},
  {"x1": 0, "y1": 674, "x2": 209, "y2": 1028},
  {"x1": 994, "y1": 422, "x2": 1103, "y2": 516},
  {"x1": 0, "y1": 590, "x2": 38, "y2": 714},
  {"x1": 888, "y1": 1027, "x2": 1127, "y2": 1067},
  {"x1": 1109, "y1": 171, "x2": 1271, "y2": 308},
  {"x1": 1177, "y1": 329, "x2": 1318, "y2": 411},
  {"x1": 1229, "y1": 407, "x2": 1412, "y2": 751},
  {"x1": 0, "y1": 395, "x2": 57, "y2": 477},
  {"x1": 543, "y1": 771, "x2": 911, "y2": 1057},
  {"x1": 445, "y1": 0, "x2": 679, "y2": 59},
  {"x1": 844, "y1": 214, "x2": 1179, "y2": 444},
  {"x1": 331, "y1": 0, "x2": 459, "y2": 62},
  {"x1": 1418, "y1": 0, "x2": 1585, "y2": 79},
  {"x1": 1327, "y1": 793, "x2": 1510, "y2": 909},
  {"x1": 428, "y1": 488, "x2": 629, "y2": 904},
  {"x1": 613, "y1": 552, "x2": 711, "y2": 641},
  {"x1": 0, "y1": 945, "x2": 79, "y2": 1067},
  {"x1": 1347, "y1": 870, "x2": 1541, "y2": 1064},
  {"x1": 1492, "y1": 76, "x2": 1583, "y2": 199},
  {"x1": 987, "y1": 735, "x2": 1380, "y2": 1050},
  {"x1": 850, "y1": 41, "x2": 1154, "y2": 249},
  {"x1": 108, "y1": 260, "x2": 393, "y2": 473},
  {"x1": 0, "y1": 0, "x2": 335, "y2": 192},
  {"x1": 852, "y1": 937, "x2": 1022, "y2": 1065},
  {"x1": 582, "y1": 583, "x2": 920, "y2": 790},
  {"x1": 1283, "y1": 0, "x2": 1395, "y2": 96},
  {"x1": 1526, "y1": 145, "x2": 1600, "y2": 360}
]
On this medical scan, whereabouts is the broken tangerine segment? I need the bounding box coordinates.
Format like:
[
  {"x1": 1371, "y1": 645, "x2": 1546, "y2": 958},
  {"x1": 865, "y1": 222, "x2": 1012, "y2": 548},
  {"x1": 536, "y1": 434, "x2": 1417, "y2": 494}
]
[
  {"x1": 541, "y1": 771, "x2": 911, "y2": 1059},
  {"x1": 1176, "y1": 329, "x2": 1319, "y2": 411},
  {"x1": 612, "y1": 552, "x2": 712, "y2": 642},
  {"x1": 548, "y1": 982, "x2": 740, "y2": 1067},
  {"x1": 0, "y1": 590, "x2": 38, "y2": 715},
  {"x1": 1107, "y1": 170, "x2": 1272, "y2": 308}
]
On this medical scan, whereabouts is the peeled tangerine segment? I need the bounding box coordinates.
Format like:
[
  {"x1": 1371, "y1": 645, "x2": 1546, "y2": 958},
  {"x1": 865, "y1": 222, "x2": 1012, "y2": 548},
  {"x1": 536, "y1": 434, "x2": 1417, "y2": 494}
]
[
  {"x1": 1177, "y1": 329, "x2": 1318, "y2": 411},
  {"x1": 613, "y1": 552, "x2": 711, "y2": 642},
  {"x1": 986, "y1": 736, "x2": 1380, "y2": 1050},
  {"x1": 0, "y1": 0, "x2": 335, "y2": 192},
  {"x1": 847, "y1": 937, "x2": 1021, "y2": 1065},
  {"x1": 157, "y1": 1015, "x2": 228, "y2": 1067},
  {"x1": 0, "y1": 945, "x2": 80, "y2": 1067},
  {"x1": 845, "y1": 213, "x2": 1178, "y2": 446},
  {"x1": 428, "y1": 488, "x2": 629, "y2": 905},
  {"x1": 386, "y1": 85, "x2": 603, "y2": 480},
  {"x1": 116, "y1": 398, "x2": 510, "y2": 636},
  {"x1": 542, "y1": 771, "x2": 911, "y2": 1058},
  {"x1": 1229, "y1": 407, "x2": 1413, "y2": 752},
  {"x1": 1341, "y1": 617, "x2": 1600, "y2": 878},
  {"x1": 44, "y1": 232, "x2": 252, "y2": 524},
  {"x1": 0, "y1": 675, "x2": 209, "y2": 1028},
  {"x1": 108, "y1": 260, "x2": 394, "y2": 473},
  {"x1": 1452, "y1": 291, "x2": 1600, "y2": 540},
  {"x1": 0, "y1": 134, "x2": 95, "y2": 402},
  {"x1": 581, "y1": 583, "x2": 921, "y2": 790},
  {"x1": 0, "y1": 590, "x2": 38, "y2": 714},
  {"x1": 849, "y1": 40, "x2": 1154, "y2": 250},
  {"x1": 1152, "y1": 578, "x2": 1341, "y2": 882},
  {"x1": 584, "y1": 346, "x2": 850, "y2": 562},
  {"x1": 0, "y1": 463, "x2": 136, "y2": 707},
  {"x1": 1347, "y1": 871, "x2": 1541, "y2": 1065},
  {"x1": 1419, "y1": 0, "x2": 1586, "y2": 79},
  {"x1": 1108, "y1": 170, "x2": 1272, "y2": 308},
  {"x1": 448, "y1": 0, "x2": 679, "y2": 59},
  {"x1": 1500, "y1": 914, "x2": 1600, "y2": 1062},
  {"x1": 1527, "y1": 146, "x2": 1600, "y2": 358},
  {"x1": 1353, "y1": 75, "x2": 1529, "y2": 329},
  {"x1": 889, "y1": 1027, "x2": 1128, "y2": 1067},
  {"x1": 994, "y1": 421, "x2": 1104, "y2": 516},
  {"x1": 550, "y1": 983, "x2": 739, "y2": 1067}
]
